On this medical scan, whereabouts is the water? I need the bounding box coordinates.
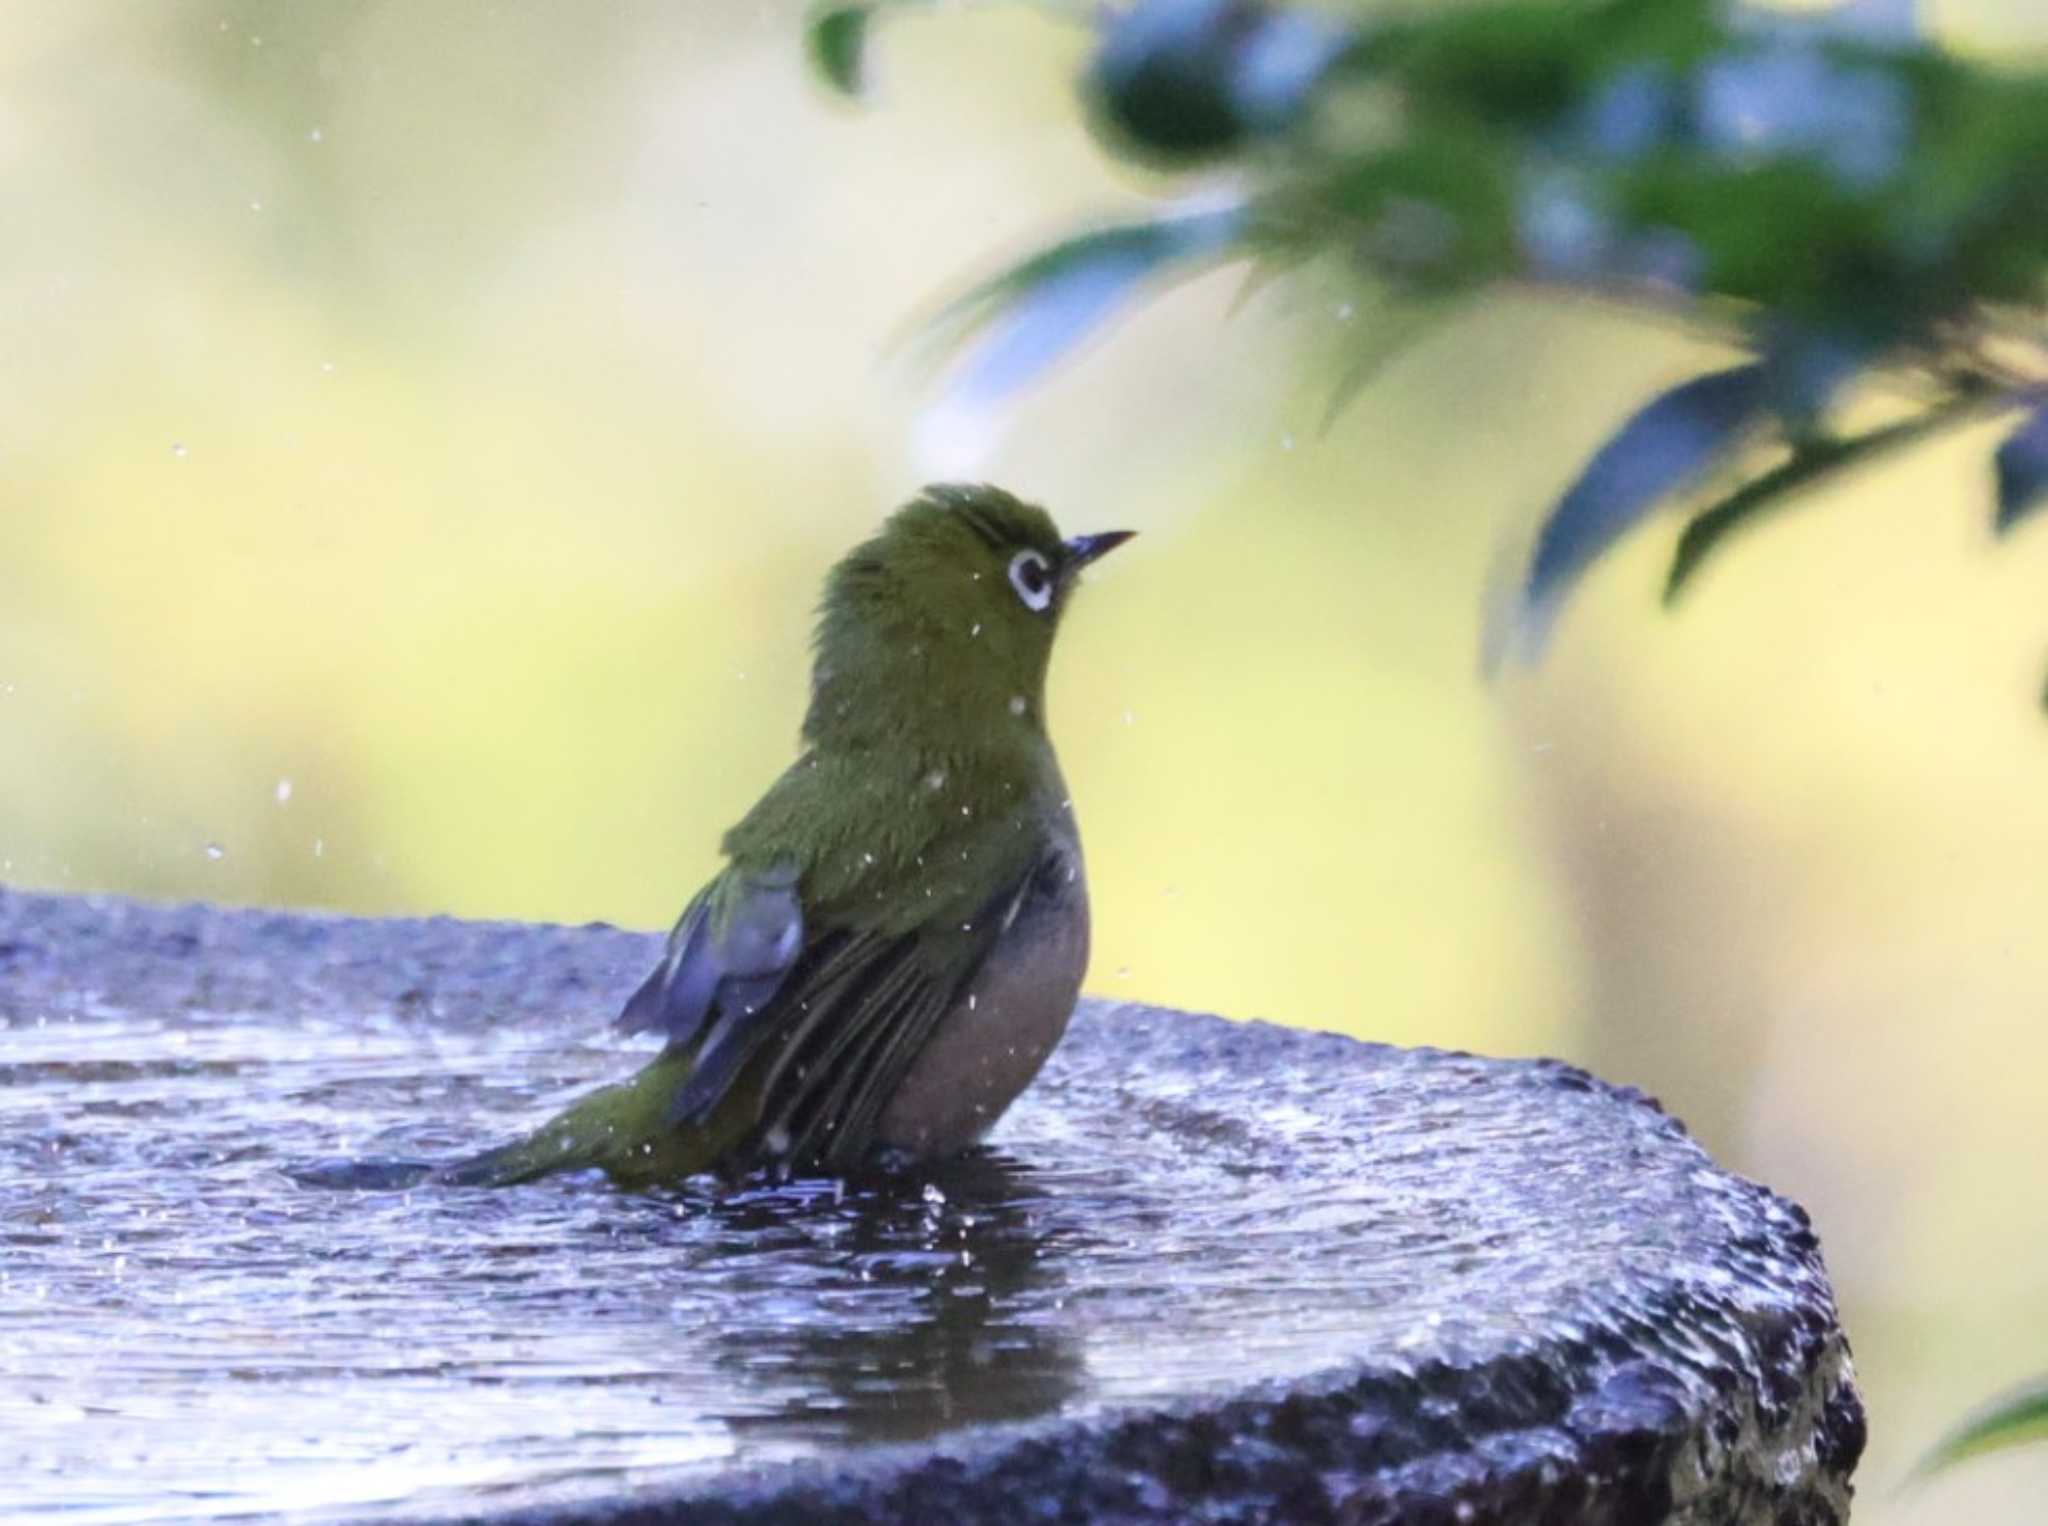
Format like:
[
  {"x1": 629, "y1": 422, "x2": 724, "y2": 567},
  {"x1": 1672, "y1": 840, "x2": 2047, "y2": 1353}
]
[
  {"x1": 0, "y1": 1012, "x2": 1333, "y2": 1521},
  {"x1": 0, "y1": 896, "x2": 1823, "y2": 1524}
]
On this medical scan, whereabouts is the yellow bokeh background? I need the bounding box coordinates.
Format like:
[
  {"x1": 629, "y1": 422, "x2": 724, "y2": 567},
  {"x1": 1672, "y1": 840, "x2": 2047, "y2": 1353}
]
[{"x1": 4, "y1": 3, "x2": 2046, "y2": 1517}]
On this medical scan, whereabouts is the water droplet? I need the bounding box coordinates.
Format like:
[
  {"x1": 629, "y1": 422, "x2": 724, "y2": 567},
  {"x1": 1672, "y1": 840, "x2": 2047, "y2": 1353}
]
[
  {"x1": 1115, "y1": 965, "x2": 1131, "y2": 979},
  {"x1": 1122, "y1": 709, "x2": 1135, "y2": 726},
  {"x1": 1009, "y1": 695, "x2": 1027, "y2": 716},
  {"x1": 922, "y1": 1183, "x2": 946, "y2": 1206},
  {"x1": 248, "y1": 200, "x2": 263, "y2": 213},
  {"x1": 924, "y1": 769, "x2": 946, "y2": 792},
  {"x1": 274, "y1": 778, "x2": 293, "y2": 804},
  {"x1": 307, "y1": 127, "x2": 324, "y2": 143},
  {"x1": 1280, "y1": 434, "x2": 1295, "y2": 452},
  {"x1": 313, "y1": 838, "x2": 324, "y2": 858},
  {"x1": 203, "y1": 843, "x2": 226, "y2": 861},
  {"x1": 969, "y1": 622, "x2": 982, "y2": 638},
  {"x1": 1336, "y1": 302, "x2": 1355, "y2": 321},
  {"x1": 967, "y1": 993, "x2": 978, "y2": 1011},
  {"x1": 170, "y1": 442, "x2": 188, "y2": 460}
]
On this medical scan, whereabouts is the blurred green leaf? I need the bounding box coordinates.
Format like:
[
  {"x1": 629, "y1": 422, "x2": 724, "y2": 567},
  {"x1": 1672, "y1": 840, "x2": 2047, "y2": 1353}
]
[
  {"x1": 1918, "y1": 1376, "x2": 2048, "y2": 1476},
  {"x1": 924, "y1": 206, "x2": 1248, "y2": 405},
  {"x1": 1516, "y1": 364, "x2": 1766, "y2": 650},
  {"x1": 1994, "y1": 404, "x2": 2048, "y2": 534},
  {"x1": 812, "y1": 1, "x2": 1097, "y2": 98},
  {"x1": 808, "y1": 4, "x2": 877, "y2": 96},
  {"x1": 1664, "y1": 386, "x2": 1998, "y2": 602}
]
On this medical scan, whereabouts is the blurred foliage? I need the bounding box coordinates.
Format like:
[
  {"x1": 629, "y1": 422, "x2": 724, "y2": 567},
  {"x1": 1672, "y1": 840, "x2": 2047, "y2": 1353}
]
[
  {"x1": 816, "y1": 0, "x2": 2048, "y2": 673},
  {"x1": 1920, "y1": 1377, "x2": 2048, "y2": 1476}
]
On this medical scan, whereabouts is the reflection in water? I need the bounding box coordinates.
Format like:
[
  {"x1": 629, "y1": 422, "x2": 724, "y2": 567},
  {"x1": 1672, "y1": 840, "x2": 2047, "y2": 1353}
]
[{"x1": 703, "y1": 1153, "x2": 1083, "y2": 1444}]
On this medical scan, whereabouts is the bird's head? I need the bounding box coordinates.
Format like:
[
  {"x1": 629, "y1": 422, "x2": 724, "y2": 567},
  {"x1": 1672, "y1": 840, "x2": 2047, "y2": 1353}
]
[{"x1": 806, "y1": 484, "x2": 1133, "y2": 748}]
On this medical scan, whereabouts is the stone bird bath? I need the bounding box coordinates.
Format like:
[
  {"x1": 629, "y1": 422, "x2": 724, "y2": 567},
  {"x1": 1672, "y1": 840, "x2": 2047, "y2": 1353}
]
[{"x1": 0, "y1": 888, "x2": 1861, "y2": 1523}]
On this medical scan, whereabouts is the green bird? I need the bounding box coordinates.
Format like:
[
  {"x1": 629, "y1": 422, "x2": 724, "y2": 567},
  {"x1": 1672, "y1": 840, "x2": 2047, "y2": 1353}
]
[{"x1": 441, "y1": 484, "x2": 1133, "y2": 1189}]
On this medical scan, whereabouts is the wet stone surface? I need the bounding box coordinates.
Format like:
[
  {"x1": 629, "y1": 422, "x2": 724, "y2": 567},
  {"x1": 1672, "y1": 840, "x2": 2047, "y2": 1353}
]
[{"x1": 0, "y1": 887, "x2": 1862, "y2": 1524}]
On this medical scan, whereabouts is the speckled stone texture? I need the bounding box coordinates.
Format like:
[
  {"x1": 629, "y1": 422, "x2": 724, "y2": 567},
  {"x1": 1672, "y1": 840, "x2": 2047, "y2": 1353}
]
[{"x1": 0, "y1": 887, "x2": 1862, "y2": 1524}]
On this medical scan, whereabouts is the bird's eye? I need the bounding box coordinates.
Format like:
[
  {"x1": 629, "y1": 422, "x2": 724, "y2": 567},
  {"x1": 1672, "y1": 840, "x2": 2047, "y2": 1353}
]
[{"x1": 1007, "y1": 549, "x2": 1054, "y2": 612}]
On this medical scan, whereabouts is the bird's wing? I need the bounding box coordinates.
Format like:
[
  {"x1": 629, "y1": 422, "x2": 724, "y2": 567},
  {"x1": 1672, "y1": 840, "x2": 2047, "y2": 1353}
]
[
  {"x1": 665, "y1": 847, "x2": 1055, "y2": 1172},
  {"x1": 615, "y1": 860, "x2": 804, "y2": 1046}
]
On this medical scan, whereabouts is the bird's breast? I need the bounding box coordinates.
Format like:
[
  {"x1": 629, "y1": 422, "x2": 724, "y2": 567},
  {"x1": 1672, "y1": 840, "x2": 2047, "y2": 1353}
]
[{"x1": 874, "y1": 845, "x2": 1089, "y2": 1157}]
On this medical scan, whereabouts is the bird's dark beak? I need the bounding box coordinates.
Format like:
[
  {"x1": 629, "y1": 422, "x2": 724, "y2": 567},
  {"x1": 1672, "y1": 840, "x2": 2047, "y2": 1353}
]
[{"x1": 1061, "y1": 530, "x2": 1136, "y2": 575}]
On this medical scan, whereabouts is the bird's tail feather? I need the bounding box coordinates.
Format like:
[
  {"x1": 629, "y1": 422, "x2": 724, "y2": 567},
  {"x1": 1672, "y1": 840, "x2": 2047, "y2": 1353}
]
[
  {"x1": 437, "y1": 1050, "x2": 729, "y2": 1188},
  {"x1": 431, "y1": 1130, "x2": 600, "y2": 1186},
  {"x1": 290, "y1": 1052, "x2": 732, "y2": 1191}
]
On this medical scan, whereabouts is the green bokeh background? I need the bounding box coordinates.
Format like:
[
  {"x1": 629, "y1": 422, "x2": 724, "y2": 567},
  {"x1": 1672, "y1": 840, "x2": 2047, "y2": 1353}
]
[{"x1": 5, "y1": 3, "x2": 2046, "y2": 1516}]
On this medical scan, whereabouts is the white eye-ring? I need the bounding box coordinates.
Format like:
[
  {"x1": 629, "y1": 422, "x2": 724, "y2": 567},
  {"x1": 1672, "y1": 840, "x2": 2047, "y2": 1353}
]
[{"x1": 1007, "y1": 549, "x2": 1054, "y2": 612}]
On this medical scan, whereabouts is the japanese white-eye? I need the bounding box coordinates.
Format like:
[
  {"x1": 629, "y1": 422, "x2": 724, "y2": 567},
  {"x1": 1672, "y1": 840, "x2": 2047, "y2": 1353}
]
[{"x1": 441, "y1": 483, "x2": 1133, "y2": 1188}]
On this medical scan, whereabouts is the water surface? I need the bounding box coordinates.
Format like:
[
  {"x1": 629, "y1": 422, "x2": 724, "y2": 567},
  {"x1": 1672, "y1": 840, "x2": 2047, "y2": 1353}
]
[
  {"x1": 0, "y1": 899, "x2": 1739, "y2": 1524},
  {"x1": 0, "y1": 1006, "x2": 1405, "y2": 1522}
]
